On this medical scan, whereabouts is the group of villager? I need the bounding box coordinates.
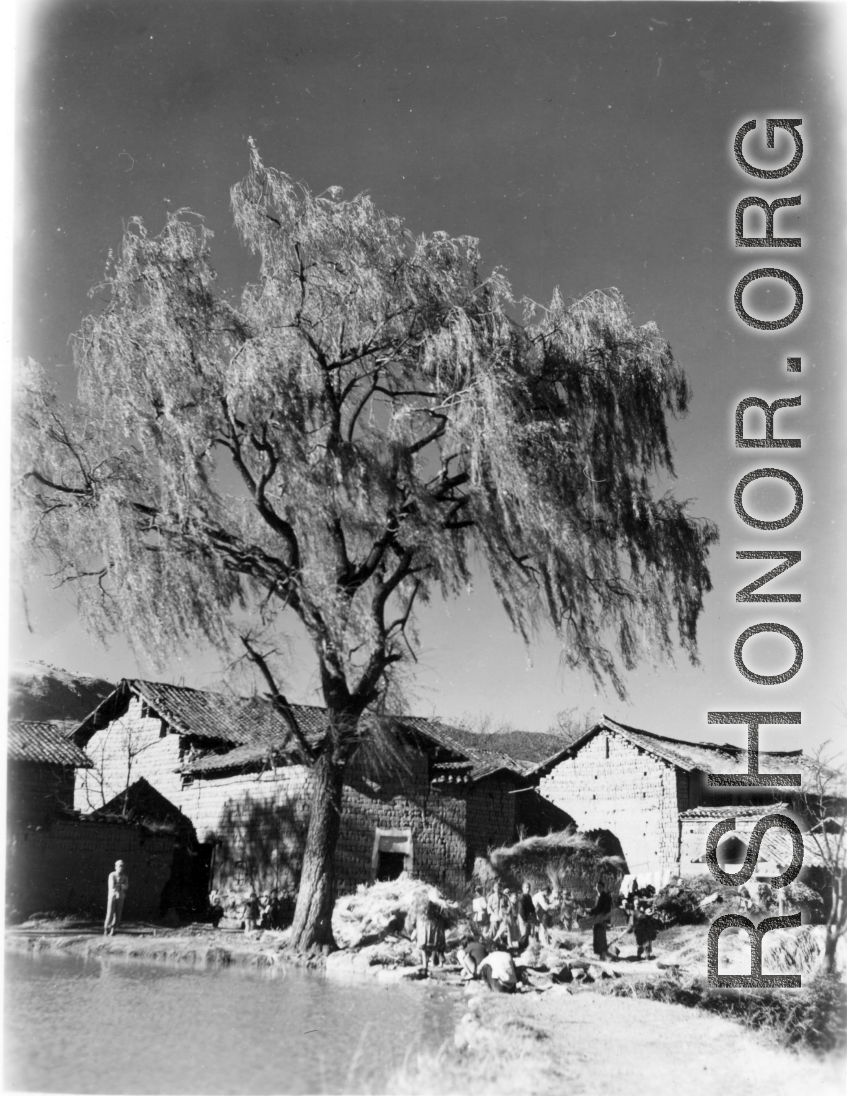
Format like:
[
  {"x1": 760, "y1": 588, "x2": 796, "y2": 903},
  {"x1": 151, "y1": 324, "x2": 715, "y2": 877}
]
[{"x1": 451, "y1": 876, "x2": 667, "y2": 991}]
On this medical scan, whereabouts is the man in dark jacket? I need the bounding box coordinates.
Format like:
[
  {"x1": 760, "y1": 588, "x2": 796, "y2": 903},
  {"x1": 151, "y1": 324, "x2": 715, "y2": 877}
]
[{"x1": 587, "y1": 879, "x2": 613, "y2": 960}]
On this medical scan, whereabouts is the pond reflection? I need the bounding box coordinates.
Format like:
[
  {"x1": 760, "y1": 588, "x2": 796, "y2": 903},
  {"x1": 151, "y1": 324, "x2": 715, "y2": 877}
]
[{"x1": 4, "y1": 950, "x2": 460, "y2": 1094}]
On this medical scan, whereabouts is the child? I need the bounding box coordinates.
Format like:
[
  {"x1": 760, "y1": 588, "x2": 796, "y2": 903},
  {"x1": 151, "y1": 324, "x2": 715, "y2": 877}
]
[
  {"x1": 493, "y1": 889, "x2": 522, "y2": 951},
  {"x1": 630, "y1": 901, "x2": 659, "y2": 960}
]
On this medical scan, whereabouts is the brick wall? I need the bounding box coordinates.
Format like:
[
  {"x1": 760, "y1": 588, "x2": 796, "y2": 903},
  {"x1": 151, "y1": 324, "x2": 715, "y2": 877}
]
[
  {"x1": 180, "y1": 764, "x2": 311, "y2": 896},
  {"x1": 7, "y1": 762, "x2": 76, "y2": 825},
  {"x1": 76, "y1": 703, "x2": 536, "y2": 900},
  {"x1": 465, "y1": 775, "x2": 519, "y2": 869},
  {"x1": 6, "y1": 819, "x2": 174, "y2": 919},
  {"x1": 75, "y1": 698, "x2": 183, "y2": 812},
  {"x1": 679, "y1": 813, "x2": 776, "y2": 873},
  {"x1": 175, "y1": 748, "x2": 474, "y2": 897},
  {"x1": 538, "y1": 730, "x2": 682, "y2": 876}
]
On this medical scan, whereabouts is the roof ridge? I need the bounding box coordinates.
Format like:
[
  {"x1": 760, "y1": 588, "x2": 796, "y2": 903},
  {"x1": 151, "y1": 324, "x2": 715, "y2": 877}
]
[{"x1": 601, "y1": 716, "x2": 805, "y2": 760}]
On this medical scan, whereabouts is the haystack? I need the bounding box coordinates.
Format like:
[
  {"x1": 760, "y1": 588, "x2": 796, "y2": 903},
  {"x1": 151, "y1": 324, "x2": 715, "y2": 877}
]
[
  {"x1": 332, "y1": 875, "x2": 466, "y2": 950},
  {"x1": 487, "y1": 829, "x2": 625, "y2": 896}
]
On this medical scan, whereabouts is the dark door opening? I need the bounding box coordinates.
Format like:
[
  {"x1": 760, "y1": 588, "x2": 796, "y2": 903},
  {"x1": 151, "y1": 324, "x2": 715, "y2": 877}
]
[{"x1": 377, "y1": 850, "x2": 406, "y2": 881}]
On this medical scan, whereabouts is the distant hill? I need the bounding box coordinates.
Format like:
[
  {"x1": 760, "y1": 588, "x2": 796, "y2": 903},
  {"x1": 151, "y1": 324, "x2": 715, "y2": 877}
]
[
  {"x1": 436, "y1": 725, "x2": 575, "y2": 768},
  {"x1": 9, "y1": 661, "x2": 114, "y2": 724}
]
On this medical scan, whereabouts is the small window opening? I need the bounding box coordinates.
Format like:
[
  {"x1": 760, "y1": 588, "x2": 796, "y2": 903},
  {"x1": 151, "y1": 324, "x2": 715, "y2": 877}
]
[
  {"x1": 377, "y1": 851, "x2": 406, "y2": 881},
  {"x1": 372, "y1": 829, "x2": 412, "y2": 881}
]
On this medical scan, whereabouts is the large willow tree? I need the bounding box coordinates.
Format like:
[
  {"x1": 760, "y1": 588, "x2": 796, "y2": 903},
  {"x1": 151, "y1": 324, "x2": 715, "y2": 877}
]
[{"x1": 16, "y1": 143, "x2": 717, "y2": 948}]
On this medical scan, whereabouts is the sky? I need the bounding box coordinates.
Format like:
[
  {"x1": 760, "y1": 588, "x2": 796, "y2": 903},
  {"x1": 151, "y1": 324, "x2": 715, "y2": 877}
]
[{"x1": 12, "y1": 1, "x2": 847, "y2": 754}]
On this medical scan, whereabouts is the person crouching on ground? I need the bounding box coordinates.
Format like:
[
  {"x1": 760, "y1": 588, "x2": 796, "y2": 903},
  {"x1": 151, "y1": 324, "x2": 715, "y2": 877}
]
[
  {"x1": 457, "y1": 937, "x2": 490, "y2": 980},
  {"x1": 104, "y1": 860, "x2": 129, "y2": 936},
  {"x1": 587, "y1": 879, "x2": 613, "y2": 961},
  {"x1": 477, "y1": 949, "x2": 521, "y2": 994}
]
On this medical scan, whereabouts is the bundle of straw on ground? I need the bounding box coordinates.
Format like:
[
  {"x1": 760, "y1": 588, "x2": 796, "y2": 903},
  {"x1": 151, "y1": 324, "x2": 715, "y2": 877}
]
[
  {"x1": 487, "y1": 829, "x2": 625, "y2": 894},
  {"x1": 332, "y1": 876, "x2": 466, "y2": 951}
]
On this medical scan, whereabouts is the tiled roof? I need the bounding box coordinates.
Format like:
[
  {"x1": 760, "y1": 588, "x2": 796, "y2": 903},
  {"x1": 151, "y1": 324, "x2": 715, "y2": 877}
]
[
  {"x1": 757, "y1": 828, "x2": 829, "y2": 869},
  {"x1": 128, "y1": 679, "x2": 332, "y2": 747},
  {"x1": 73, "y1": 680, "x2": 522, "y2": 782},
  {"x1": 530, "y1": 715, "x2": 812, "y2": 780},
  {"x1": 696, "y1": 825, "x2": 830, "y2": 870},
  {"x1": 75, "y1": 679, "x2": 329, "y2": 752},
  {"x1": 181, "y1": 743, "x2": 287, "y2": 774},
  {"x1": 679, "y1": 803, "x2": 788, "y2": 820},
  {"x1": 90, "y1": 777, "x2": 193, "y2": 832},
  {"x1": 7, "y1": 721, "x2": 92, "y2": 767},
  {"x1": 400, "y1": 718, "x2": 551, "y2": 780}
]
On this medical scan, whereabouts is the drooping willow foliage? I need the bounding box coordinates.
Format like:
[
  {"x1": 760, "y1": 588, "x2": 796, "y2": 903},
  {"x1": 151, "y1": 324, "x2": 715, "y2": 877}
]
[{"x1": 17, "y1": 141, "x2": 716, "y2": 742}]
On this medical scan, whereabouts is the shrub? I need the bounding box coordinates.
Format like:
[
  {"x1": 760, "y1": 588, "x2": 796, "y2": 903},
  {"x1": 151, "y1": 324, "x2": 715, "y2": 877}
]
[
  {"x1": 653, "y1": 877, "x2": 709, "y2": 924},
  {"x1": 607, "y1": 974, "x2": 847, "y2": 1055}
]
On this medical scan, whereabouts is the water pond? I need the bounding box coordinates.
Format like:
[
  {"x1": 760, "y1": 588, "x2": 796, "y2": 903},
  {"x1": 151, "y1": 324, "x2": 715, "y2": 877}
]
[{"x1": 4, "y1": 949, "x2": 461, "y2": 1094}]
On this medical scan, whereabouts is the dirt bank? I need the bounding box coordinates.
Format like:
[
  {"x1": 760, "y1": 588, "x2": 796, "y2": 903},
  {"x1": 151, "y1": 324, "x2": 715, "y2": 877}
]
[
  {"x1": 5, "y1": 922, "x2": 328, "y2": 971},
  {"x1": 388, "y1": 983, "x2": 846, "y2": 1096}
]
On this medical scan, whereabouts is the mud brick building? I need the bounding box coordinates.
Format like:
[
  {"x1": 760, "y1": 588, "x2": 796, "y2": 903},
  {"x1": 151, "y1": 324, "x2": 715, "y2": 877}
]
[
  {"x1": 536, "y1": 716, "x2": 817, "y2": 883},
  {"x1": 6, "y1": 721, "x2": 174, "y2": 919},
  {"x1": 7, "y1": 721, "x2": 92, "y2": 825},
  {"x1": 72, "y1": 680, "x2": 572, "y2": 901}
]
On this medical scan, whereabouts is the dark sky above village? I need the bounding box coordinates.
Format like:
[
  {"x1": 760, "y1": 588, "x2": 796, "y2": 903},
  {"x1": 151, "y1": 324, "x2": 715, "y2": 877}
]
[{"x1": 13, "y1": 2, "x2": 846, "y2": 751}]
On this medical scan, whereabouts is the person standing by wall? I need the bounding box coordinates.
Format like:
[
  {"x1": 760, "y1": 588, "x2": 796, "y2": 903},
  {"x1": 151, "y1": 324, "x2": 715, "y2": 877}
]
[
  {"x1": 471, "y1": 886, "x2": 490, "y2": 939},
  {"x1": 560, "y1": 890, "x2": 576, "y2": 931},
  {"x1": 586, "y1": 879, "x2": 612, "y2": 961},
  {"x1": 486, "y1": 880, "x2": 506, "y2": 942},
  {"x1": 517, "y1": 881, "x2": 537, "y2": 947},
  {"x1": 533, "y1": 884, "x2": 552, "y2": 945},
  {"x1": 104, "y1": 860, "x2": 129, "y2": 936}
]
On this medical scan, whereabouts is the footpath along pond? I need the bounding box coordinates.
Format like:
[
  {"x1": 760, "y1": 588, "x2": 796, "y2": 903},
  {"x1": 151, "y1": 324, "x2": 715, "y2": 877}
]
[{"x1": 4, "y1": 949, "x2": 462, "y2": 1094}]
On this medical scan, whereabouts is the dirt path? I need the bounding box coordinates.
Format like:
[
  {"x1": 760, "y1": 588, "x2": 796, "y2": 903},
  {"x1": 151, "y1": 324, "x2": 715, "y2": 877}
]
[
  {"x1": 525, "y1": 989, "x2": 844, "y2": 1095},
  {"x1": 393, "y1": 986, "x2": 845, "y2": 1095}
]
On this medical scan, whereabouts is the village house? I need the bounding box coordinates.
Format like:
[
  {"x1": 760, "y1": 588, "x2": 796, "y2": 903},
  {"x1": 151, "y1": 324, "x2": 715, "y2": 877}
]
[
  {"x1": 535, "y1": 716, "x2": 822, "y2": 886},
  {"x1": 7, "y1": 720, "x2": 91, "y2": 826},
  {"x1": 7, "y1": 718, "x2": 91, "y2": 824},
  {"x1": 6, "y1": 721, "x2": 175, "y2": 919},
  {"x1": 71, "y1": 679, "x2": 573, "y2": 908}
]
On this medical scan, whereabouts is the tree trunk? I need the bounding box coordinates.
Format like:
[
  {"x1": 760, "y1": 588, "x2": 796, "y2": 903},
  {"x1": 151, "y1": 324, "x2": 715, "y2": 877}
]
[
  {"x1": 820, "y1": 926, "x2": 839, "y2": 977},
  {"x1": 289, "y1": 748, "x2": 346, "y2": 951}
]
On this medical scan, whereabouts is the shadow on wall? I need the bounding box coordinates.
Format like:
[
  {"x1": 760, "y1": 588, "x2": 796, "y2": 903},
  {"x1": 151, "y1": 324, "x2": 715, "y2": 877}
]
[
  {"x1": 210, "y1": 792, "x2": 308, "y2": 901},
  {"x1": 585, "y1": 828, "x2": 628, "y2": 867}
]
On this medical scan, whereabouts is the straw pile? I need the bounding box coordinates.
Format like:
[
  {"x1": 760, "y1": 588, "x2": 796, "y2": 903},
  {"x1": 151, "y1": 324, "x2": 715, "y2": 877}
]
[
  {"x1": 487, "y1": 829, "x2": 625, "y2": 892},
  {"x1": 332, "y1": 875, "x2": 466, "y2": 950}
]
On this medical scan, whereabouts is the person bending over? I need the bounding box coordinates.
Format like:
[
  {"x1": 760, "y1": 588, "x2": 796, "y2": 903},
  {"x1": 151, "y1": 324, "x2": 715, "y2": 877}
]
[
  {"x1": 457, "y1": 938, "x2": 490, "y2": 980},
  {"x1": 477, "y1": 950, "x2": 520, "y2": 994}
]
